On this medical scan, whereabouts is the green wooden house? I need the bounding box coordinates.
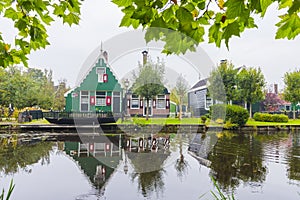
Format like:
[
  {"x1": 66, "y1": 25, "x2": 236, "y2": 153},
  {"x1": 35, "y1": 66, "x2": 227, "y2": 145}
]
[{"x1": 64, "y1": 50, "x2": 123, "y2": 113}]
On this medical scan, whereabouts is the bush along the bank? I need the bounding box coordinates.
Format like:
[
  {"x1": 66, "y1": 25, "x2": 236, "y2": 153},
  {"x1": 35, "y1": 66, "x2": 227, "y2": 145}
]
[
  {"x1": 253, "y1": 112, "x2": 288, "y2": 123},
  {"x1": 210, "y1": 104, "x2": 249, "y2": 127},
  {"x1": 226, "y1": 105, "x2": 249, "y2": 126}
]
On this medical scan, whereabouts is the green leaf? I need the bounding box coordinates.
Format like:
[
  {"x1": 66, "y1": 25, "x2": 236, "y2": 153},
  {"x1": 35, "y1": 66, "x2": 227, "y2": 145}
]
[
  {"x1": 288, "y1": 0, "x2": 300, "y2": 14},
  {"x1": 260, "y1": 0, "x2": 273, "y2": 16},
  {"x1": 112, "y1": 0, "x2": 132, "y2": 7},
  {"x1": 208, "y1": 23, "x2": 222, "y2": 47},
  {"x1": 224, "y1": 0, "x2": 245, "y2": 19},
  {"x1": 278, "y1": 0, "x2": 292, "y2": 9},
  {"x1": 63, "y1": 13, "x2": 80, "y2": 26},
  {"x1": 162, "y1": 7, "x2": 174, "y2": 22},
  {"x1": 40, "y1": 14, "x2": 54, "y2": 25},
  {"x1": 190, "y1": 26, "x2": 205, "y2": 43},
  {"x1": 223, "y1": 21, "x2": 240, "y2": 48},
  {"x1": 176, "y1": 7, "x2": 193, "y2": 24},
  {"x1": 4, "y1": 7, "x2": 22, "y2": 20},
  {"x1": 276, "y1": 13, "x2": 300, "y2": 39},
  {"x1": 197, "y1": 1, "x2": 206, "y2": 10}
]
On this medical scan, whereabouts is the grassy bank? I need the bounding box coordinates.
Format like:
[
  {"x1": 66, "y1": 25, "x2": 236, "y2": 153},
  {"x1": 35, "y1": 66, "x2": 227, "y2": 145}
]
[
  {"x1": 116, "y1": 117, "x2": 203, "y2": 125},
  {"x1": 246, "y1": 118, "x2": 300, "y2": 126}
]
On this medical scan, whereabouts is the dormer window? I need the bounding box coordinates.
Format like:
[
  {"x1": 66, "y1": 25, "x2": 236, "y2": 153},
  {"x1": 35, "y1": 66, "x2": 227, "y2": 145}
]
[{"x1": 96, "y1": 67, "x2": 106, "y2": 83}]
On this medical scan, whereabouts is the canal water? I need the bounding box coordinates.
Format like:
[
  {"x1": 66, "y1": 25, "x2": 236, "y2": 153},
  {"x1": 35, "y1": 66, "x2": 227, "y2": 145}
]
[{"x1": 0, "y1": 131, "x2": 300, "y2": 200}]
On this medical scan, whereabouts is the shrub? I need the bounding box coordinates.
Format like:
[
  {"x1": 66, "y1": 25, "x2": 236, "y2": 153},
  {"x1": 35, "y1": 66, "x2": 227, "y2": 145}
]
[
  {"x1": 200, "y1": 115, "x2": 207, "y2": 123},
  {"x1": 210, "y1": 104, "x2": 226, "y2": 121},
  {"x1": 210, "y1": 104, "x2": 249, "y2": 127},
  {"x1": 272, "y1": 114, "x2": 288, "y2": 122},
  {"x1": 215, "y1": 118, "x2": 224, "y2": 124},
  {"x1": 226, "y1": 105, "x2": 249, "y2": 127},
  {"x1": 253, "y1": 112, "x2": 288, "y2": 123}
]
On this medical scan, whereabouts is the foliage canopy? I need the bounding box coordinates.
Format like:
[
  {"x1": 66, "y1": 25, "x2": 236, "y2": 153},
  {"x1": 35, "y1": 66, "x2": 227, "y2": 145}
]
[
  {"x1": 112, "y1": 0, "x2": 300, "y2": 54},
  {"x1": 1, "y1": 0, "x2": 300, "y2": 68},
  {"x1": 283, "y1": 70, "x2": 300, "y2": 119}
]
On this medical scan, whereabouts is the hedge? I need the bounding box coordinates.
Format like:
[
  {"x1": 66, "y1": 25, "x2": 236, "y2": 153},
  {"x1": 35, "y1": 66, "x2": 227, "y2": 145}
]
[
  {"x1": 210, "y1": 104, "x2": 249, "y2": 127},
  {"x1": 253, "y1": 112, "x2": 288, "y2": 123}
]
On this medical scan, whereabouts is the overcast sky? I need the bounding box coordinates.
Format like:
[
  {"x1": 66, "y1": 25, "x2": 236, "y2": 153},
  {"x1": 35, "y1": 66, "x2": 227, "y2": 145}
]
[{"x1": 2, "y1": 0, "x2": 300, "y2": 91}]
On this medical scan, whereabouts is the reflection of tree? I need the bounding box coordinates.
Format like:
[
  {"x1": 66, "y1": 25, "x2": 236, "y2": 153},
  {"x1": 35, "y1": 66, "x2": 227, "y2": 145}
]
[
  {"x1": 0, "y1": 138, "x2": 53, "y2": 174},
  {"x1": 286, "y1": 133, "x2": 300, "y2": 181},
  {"x1": 132, "y1": 170, "x2": 165, "y2": 197},
  {"x1": 128, "y1": 149, "x2": 170, "y2": 198},
  {"x1": 175, "y1": 134, "x2": 189, "y2": 180},
  {"x1": 208, "y1": 133, "x2": 267, "y2": 190}
]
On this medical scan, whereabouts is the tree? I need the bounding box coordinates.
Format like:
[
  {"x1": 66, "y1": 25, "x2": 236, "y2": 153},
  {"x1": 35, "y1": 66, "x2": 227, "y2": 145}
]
[
  {"x1": 208, "y1": 61, "x2": 238, "y2": 104},
  {"x1": 174, "y1": 74, "x2": 189, "y2": 120},
  {"x1": 132, "y1": 58, "x2": 165, "y2": 120},
  {"x1": 0, "y1": 0, "x2": 81, "y2": 68},
  {"x1": 262, "y1": 93, "x2": 284, "y2": 111},
  {"x1": 0, "y1": 66, "x2": 58, "y2": 110},
  {"x1": 237, "y1": 67, "x2": 265, "y2": 118},
  {"x1": 113, "y1": 0, "x2": 300, "y2": 54},
  {"x1": 53, "y1": 79, "x2": 69, "y2": 111},
  {"x1": 1, "y1": 0, "x2": 300, "y2": 68},
  {"x1": 283, "y1": 70, "x2": 300, "y2": 119}
]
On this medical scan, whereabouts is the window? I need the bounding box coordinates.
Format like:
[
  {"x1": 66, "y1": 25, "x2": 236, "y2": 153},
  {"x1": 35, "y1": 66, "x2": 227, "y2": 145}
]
[
  {"x1": 131, "y1": 94, "x2": 139, "y2": 109},
  {"x1": 80, "y1": 91, "x2": 89, "y2": 111},
  {"x1": 157, "y1": 95, "x2": 166, "y2": 109},
  {"x1": 113, "y1": 92, "x2": 120, "y2": 97},
  {"x1": 205, "y1": 95, "x2": 212, "y2": 109},
  {"x1": 96, "y1": 91, "x2": 106, "y2": 106},
  {"x1": 96, "y1": 67, "x2": 106, "y2": 82}
]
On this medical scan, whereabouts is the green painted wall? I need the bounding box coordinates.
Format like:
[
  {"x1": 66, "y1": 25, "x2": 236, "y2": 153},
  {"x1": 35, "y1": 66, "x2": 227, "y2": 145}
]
[
  {"x1": 170, "y1": 102, "x2": 177, "y2": 113},
  {"x1": 65, "y1": 57, "x2": 122, "y2": 112}
]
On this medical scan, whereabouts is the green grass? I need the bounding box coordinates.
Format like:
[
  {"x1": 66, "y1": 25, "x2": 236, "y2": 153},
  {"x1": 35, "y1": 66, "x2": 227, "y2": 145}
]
[
  {"x1": 117, "y1": 117, "x2": 203, "y2": 125},
  {"x1": 23, "y1": 119, "x2": 50, "y2": 124},
  {"x1": 246, "y1": 118, "x2": 300, "y2": 126},
  {"x1": 117, "y1": 117, "x2": 300, "y2": 126}
]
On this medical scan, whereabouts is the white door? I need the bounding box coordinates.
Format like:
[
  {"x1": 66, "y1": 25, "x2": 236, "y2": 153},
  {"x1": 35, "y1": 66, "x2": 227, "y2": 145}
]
[{"x1": 143, "y1": 99, "x2": 152, "y2": 116}]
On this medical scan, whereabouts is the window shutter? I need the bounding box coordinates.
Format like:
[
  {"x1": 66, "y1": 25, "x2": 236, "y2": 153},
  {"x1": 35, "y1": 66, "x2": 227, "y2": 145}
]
[
  {"x1": 106, "y1": 96, "x2": 111, "y2": 106},
  {"x1": 90, "y1": 96, "x2": 95, "y2": 105},
  {"x1": 153, "y1": 99, "x2": 156, "y2": 108},
  {"x1": 127, "y1": 99, "x2": 130, "y2": 108},
  {"x1": 166, "y1": 99, "x2": 170, "y2": 109},
  {"x1": 140, "y1": 100, "x2": 143, "y2": 108},
  {"x1": 103, "y1": 74, "x2": 108, "y2": 82}
]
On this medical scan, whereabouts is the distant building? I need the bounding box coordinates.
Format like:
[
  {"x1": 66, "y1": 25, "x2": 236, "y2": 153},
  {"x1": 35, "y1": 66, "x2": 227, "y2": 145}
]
[
  {"x1": 188, "y1": 78, "x2": 211, "y2": 117},
  {"x1": 125, "y1": 88, "x2": 172, "y2": 117},
  {"x1": 125, "y1": 51, "x2": 174, "y2": 117}
]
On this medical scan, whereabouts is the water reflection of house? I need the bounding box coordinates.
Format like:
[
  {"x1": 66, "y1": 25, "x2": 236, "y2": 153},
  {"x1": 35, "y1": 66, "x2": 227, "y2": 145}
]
[
  {"x1": 122, "y1": 134, "x2": 171, "y2": 173},
  {"x1": 64, "y1": 135, "x2": 122, "y2": 189},
  {"x1": 188, "y1": 133, "x2": 218, "y2": 167}
]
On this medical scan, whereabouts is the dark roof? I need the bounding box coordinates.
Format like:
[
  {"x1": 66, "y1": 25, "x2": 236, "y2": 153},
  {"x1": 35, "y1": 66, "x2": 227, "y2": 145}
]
[{"x1": 190, "y1": 78, "x2": 208, "y2": 90}]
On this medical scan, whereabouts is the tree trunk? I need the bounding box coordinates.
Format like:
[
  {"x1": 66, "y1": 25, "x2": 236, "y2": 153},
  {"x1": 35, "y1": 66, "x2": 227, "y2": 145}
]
[
  {"x1": 146, "y1": 98, "x2": 149, "y2": 120},
  {"x1": 249, "y1": 103, "x2": 252, "y2": 118},
  {"x1": 293, "y1": 104, "x2": 296, "y2": 120},
  {"x1": 179, "y1": 97, "x2": 182, "y2": 120}
]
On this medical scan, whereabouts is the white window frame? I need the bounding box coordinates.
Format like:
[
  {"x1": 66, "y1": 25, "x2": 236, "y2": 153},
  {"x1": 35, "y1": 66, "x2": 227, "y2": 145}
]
[
  {"x1": 205, "y1": 95, "x2": 213, "y2": 110},
  {"x1": 156, "y1": 95, "x2": 166, "y2": 109},
  {"x1": 96, "y1": 67, "x2": 106, "y2": 83},
  {"x1": 96, "y1": 91, "x2": 106, "y2": 106},
  {"x1": 131, "y1": 94, "x2": 140, "y2": 109},
  {"x1": 80, "y1": 91, "x2": 89, "y2": 111}
]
